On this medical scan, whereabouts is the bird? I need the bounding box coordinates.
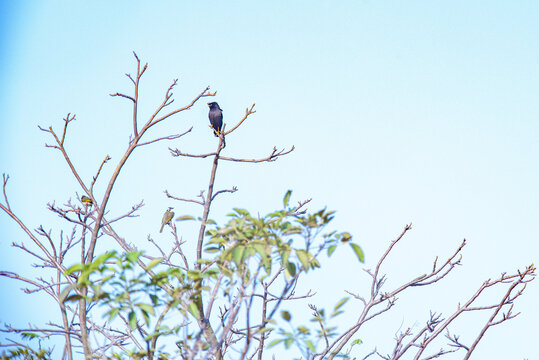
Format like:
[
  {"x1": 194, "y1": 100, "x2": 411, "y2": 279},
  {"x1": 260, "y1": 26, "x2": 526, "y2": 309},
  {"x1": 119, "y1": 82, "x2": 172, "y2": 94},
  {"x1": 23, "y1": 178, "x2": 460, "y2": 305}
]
[
  {"x1": 207, "y1": 102, "x2": 223, "y2": 137},
  {"x1": 81, "y1": 196, "x2": 93, "y2": 207},
  {"x1": 160, "y1": 207, "x2": 175, "y2": 233}
]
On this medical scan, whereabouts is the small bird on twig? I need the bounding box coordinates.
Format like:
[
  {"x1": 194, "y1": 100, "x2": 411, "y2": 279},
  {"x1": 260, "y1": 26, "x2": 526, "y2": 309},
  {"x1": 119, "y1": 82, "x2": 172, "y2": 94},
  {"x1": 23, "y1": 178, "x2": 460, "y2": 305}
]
[
  {"x1": 160, "y1": 207, "x2": 175, "y2": 233},
  {"x1": 208, "y1": 102, "x2": 223, "y2": 137},
  {"x1": 81, "y1": 196, "x2": 93, "y2": 207}
]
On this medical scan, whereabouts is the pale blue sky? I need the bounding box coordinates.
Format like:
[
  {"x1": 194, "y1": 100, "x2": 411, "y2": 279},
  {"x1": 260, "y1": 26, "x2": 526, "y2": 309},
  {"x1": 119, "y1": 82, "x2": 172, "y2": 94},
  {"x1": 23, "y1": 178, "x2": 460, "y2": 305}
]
[{"x1": 0, "y1": 1, "x2": 538, "y2": 359}]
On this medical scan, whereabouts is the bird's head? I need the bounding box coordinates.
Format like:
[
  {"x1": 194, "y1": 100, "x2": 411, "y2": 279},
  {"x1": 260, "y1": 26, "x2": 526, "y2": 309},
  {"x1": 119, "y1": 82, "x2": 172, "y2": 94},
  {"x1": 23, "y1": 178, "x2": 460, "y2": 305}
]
[
  {"x1": 168, "y1": 207, "x2": 174, "y2": 211},
  {"x1": 208, "y1": 102, "x2": 220, "y2": 109}
]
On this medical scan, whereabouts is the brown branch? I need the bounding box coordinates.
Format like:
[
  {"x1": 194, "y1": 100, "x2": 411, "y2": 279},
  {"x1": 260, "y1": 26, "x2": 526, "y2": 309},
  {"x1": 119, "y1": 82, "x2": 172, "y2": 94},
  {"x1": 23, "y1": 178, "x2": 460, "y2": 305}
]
[
  {"x1": 371, "y1": 223, "x2": 412, "y2": 298},
  {"x1": 149, "y1": 85, "x2": 215, "y2": 127},
  {"x1": 0, "y1": 325, "x2": 81, "y2": 339},
  {"x1": 322, "y1": 225, "x2": 467, "y2": 360},
  {"x1": 411, "y1": 266, "x2": 535, "y2": 360},
  {"x1": 165, "y1": 189, "x2": 205, "y2": 206},
  {"x1": 211, "y1": 186, "x2": 238, "y2": 201},
  {"x1": 38, "y1": 119, "x2": 90, "y2": 199},
  {"x1": 220, "y1": 146, "x2": 295, "y2": 163},
  {"x1": 60, "y1": 113, "x2": 76, "y2": 146},
  {"x1": 136, "y1": 127, "x2": 193, "y2": 148},
  {"x1": 0, "y1": 205, "x2": 78, "y2": 292},
  {"x1": 0, "y1": 271, "x2": 56, "y2": 297},
  {"x1": 170, "y1": 146, "x2": 295, "y2": 163},
  {"x1": 310, "y1": 304, "x2": 330, "y2": 348},
  {"x1": 91, "y1": 155, "x2": 111, "y2": 194},
  {"x1": 2, "y1": 173, "x2": 11, "y2": 211},
  {"x1": 463, "y1": 265, "x2": 535, "y2": 360},
  {"x1": 56, "y1": 240, "x2": 74, "y2": 360},
  {"x1": 196, "y1": 135, "x2": 226, "y2": 269},
  {"x1": 445, "y1": 330, "x2": 469, "y2": 351},
  {"x1": 132, "y1": 51, "x2": 146, "y2": 137},
  {"x1": 224, "y1": 104, "x2": 256, "y2": 135},
  {"x1": 169, "y1": 149, "x2": 217, "y2": 158},
  {"x1": 109, "y1": 92, "x2": 135, "y2": 102}
]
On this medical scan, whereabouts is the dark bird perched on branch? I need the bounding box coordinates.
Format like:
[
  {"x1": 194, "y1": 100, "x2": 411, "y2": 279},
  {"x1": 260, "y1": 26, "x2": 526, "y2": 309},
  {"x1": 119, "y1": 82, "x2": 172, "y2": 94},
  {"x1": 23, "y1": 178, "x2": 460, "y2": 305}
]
[
  {"x1": 207, "y1": 102, "x2": 223, "y2": 136},
  {"x1": 160, "y1": 207, "x2": 174, "y2": 233}
]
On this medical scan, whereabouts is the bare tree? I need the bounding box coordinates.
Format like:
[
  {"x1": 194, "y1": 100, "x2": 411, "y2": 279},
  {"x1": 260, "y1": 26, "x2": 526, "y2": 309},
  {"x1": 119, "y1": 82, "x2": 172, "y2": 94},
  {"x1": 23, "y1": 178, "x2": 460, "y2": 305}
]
[{"x1": 0, "y1": 54, "x2": 535, "y2": 360}]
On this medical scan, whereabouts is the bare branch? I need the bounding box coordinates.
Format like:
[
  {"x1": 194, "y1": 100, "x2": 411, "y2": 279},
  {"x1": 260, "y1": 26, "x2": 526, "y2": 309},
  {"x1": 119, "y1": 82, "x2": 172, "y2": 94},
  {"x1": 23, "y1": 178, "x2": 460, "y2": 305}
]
[
  {"x1": 60, "y1": 113, "x2": 76, "y2": 146},
  {"x1": 211, "y1": 186, "x2": 238, "y2": 201},
  {"x1": 220, "y1": 146, "x2": 295, "y2": 163},
  {"x1": 170, "y1": 145, "x2": 295, "y2": 163},
  {"x1": 463, "y1": 264, "x2": 535, "y2": 360},
  {"x1": 136, "y1": 127, "x2": 193, "y2": 148},
  {"x1": 2, "y1": 173, "x2": 11, "y2": 211},
  {"x1": 169, "y1": 148, "x2": 217, "y2": 158},
  {"x1": 371, "y1": 223, "x2": 412, "y2": 298},
  {"x1": 109, "y1": 92, "x2": 135, "y2": 102},
  {"x1": 224, "y1": 104, "x2": 256, "y2": 135},
  {"x1": 91, "y1": 155, "x2": 111, "y2": 193},
  {"x1": 165, "y1": 189, "x2": 205, "y2": 206}
]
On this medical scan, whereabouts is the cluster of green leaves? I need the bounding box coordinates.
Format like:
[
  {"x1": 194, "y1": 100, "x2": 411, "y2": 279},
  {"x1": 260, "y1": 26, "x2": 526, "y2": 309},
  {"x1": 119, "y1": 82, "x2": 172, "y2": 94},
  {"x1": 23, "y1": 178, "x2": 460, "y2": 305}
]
[
  {"x1": 0, "y1": 333, "x2": 52, "y2": 360},
  {"x1": 205, "y1": 191, "x2": 364, "y2": 284},
  {"x1": 61, "y1": 252, "x2": 200, "y2": 359}
]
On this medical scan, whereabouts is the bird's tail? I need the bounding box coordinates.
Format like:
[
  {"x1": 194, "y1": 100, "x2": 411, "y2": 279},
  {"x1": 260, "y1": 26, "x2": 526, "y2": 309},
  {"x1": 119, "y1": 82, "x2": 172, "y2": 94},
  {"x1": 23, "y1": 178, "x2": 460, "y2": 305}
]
[{"x1": 160, "y1": 223, "x2": 165, "y2": 233}]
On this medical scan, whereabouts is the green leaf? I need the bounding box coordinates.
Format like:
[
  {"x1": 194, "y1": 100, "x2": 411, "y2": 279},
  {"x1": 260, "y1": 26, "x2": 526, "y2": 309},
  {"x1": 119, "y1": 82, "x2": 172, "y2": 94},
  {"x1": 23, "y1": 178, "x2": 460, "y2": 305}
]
[
  {"x1": 333, "y1": 297, "x2": 349, "y2": 312},
  {"x1": 268, "y1": 339, "x2": 283, "y2": 348},
  {"x1": 281, "y1": 310, "x2": 291, "y2": 321},
  {"x1": 137, "y1": 303, "x2": 155, "y2": 316},
  {"x1": 284, "y1": 261, "x2": 296, "y2": 279},
  {"x1": 176, "y1": 215, "x2": 196, "y2": 221},
  {"x1": 256, "y1": 327, "x2": 272, "y2": 334},
  {"x1": 126, "y1": 251, "x2": 142, "y2": 264},
  {"x1": 94, "y1": 251, "x2": 116, "y2": 266},
  {"x1": 141, "y1": 309, "x2": 150, "y2": 326},
  {"x1": 350, "y1": 243, "x2": 365, "y2": 263},
  {"x1": 107, "y1": 308, "x2": 120, "y2": 321},
  {"x1": 305, "y1": 339, "x2": 316, "y2": 352},
  {"x1": 58, "y1": 283, "x2": 77, "y2": 303},
  {"x1": 296, "y1": 250, "x2": 311, "y2": 271},
  {"x1": 327, "y1": 244, "x2": 337, "y2": 257},
  {"x1": 205, "y1": 246, "x2": 221, "y2": 253},
  {"x1": 188, "y1": 302, "x2": 200, "y2": 319},
  {"x1": 20, "y1": 332, "x2": 39, "y2": 340},
  {"x1": 351, "y1": 338, "x2": 363, "y2": 346},
  {"x1": 283, "y1": 190, "x2": 292, "y2": 208},
  {"x1": 253, "y1": 243, "x2": 271, "y2": 273},
  {"x1": 284, "y1": 337, "x2": 294, "y2": 349},
  {"x1": 65, "y1": 263, "x2": 83, "y2": 274},
  {"x1": 145, "y1": 258, "x2": 162, "y2": 271},
  {"x1": 128, "y1": 311, "x2": 137, "y2": 330},
  {"x1": 297, "y1": 326, "x2": 310, "y2": 334},
  {"x1": 280, "y1": 249, "x2": 290, "y2": 266},
  {"x1": 232, "y1": 246, "x2": 245, "y2": 267},
  {"x1": 65, "y1": 294, "x2": 85, "y2": 302},
  {"x1": 233, "y1": 208, "x2": 250, "y2": 216}
]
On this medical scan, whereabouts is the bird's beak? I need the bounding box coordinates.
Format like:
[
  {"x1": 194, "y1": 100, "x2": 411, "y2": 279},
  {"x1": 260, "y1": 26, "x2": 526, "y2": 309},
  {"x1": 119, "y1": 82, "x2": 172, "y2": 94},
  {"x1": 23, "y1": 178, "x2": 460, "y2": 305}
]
[{"x1": 207, "y1": 103, "x2": 211, "y2": 107}]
